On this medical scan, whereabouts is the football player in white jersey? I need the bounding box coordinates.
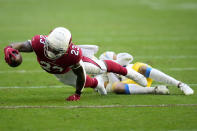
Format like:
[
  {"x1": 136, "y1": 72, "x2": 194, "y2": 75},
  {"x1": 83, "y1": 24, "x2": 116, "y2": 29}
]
[{"x1": 99, "y1": 51, "x2": 194, "y2": 95}]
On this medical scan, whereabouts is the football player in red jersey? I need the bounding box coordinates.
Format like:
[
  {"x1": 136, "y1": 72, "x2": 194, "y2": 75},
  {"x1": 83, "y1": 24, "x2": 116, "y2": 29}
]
[{"x1": 4, "y1": 27, "x2": 148, "y2": 101}]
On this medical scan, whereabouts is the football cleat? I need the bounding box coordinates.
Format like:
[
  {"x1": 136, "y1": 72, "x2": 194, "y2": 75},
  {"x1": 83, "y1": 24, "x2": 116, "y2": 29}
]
[
  {"x1": 178, "y1": 83, "x2": 194, "y2": 95},
  {"x1": 126, "y1": 66, "x2": 147, "y2": 87},
  {"x1": 95, "y1": 75, "x2": 107, "y2": 95},
  {"x1": 154, "y1": 85, "x2": 170, "y2": 95}
]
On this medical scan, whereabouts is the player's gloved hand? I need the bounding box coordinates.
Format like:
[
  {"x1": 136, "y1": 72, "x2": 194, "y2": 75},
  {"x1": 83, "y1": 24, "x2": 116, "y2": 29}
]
[
  {"x1": 4, "y1": 46, "x2": 19, "y2": 64},
  {"x1": 66, "y1": 94, "x2": 81, "y2": 101}
]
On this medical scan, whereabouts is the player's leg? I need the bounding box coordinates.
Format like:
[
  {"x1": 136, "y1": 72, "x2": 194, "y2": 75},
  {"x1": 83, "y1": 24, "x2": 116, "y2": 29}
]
[
  {"x1": 105, "y1": 73, "x2": 121, "y2": 92},
  {"x1": 82, "y1": 56, "x2": 147, "y2": 87},
  {"x1": 55, "y1": 71, "x2": 107, "y2": 95},
  {"x1": 85, "y1": 75, "x2": 107, "y2": 95},
  {"x1": 138, "y1": 65, "x2": 194, "y2": 95},
  {"x1": 104, "y1": 60, "x2": 148, "y2": 86},
  {"x1": 55, "y1": 71, "x2": 77, "y2": 87},
  {"x1": 112, "y1": 82, "x2": 169, "y2": 95}
]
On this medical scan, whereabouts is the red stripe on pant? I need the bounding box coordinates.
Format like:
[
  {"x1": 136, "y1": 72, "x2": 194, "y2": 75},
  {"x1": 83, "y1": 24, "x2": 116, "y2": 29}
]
[
  {"x1": 104, "y1": 60, "x2": 127, "y2": 76},
  {"x1": 82, "y1": 56, "x2": 101, "y2": 69}
]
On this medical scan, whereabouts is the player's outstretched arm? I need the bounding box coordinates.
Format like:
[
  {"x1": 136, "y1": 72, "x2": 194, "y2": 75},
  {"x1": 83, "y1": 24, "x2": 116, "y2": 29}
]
[
  {"x1": 66, "y1": 61, "x2": 86, "y2": 101},
  {"x1": 10, "y1": 41, "x2": 33, "y2": 52}
]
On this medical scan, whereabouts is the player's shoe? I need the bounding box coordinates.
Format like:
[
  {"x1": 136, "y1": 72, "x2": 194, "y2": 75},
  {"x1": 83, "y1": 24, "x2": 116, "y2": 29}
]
[
  {"x1": 178, "y1": 83, "x2": 194, "y2": 95},
  {"x1": 95, "y1": 75, "x2": 107, "y2": 95},
  {"x1": 126, "y1": 67, "x2": 147, "y2": 87},
  {"x1": 154, "y1": 85, "x2": 170, "y2": 95}
]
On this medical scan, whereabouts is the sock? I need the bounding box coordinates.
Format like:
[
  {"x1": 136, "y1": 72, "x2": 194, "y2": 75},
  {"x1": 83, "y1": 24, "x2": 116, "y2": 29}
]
[
  {"x1": 104, "y1": 60, "x2": 127, "y2": 76},
  {"x1": 149, "y1": 68, "x2": 180, "y2": 86},
  {"x1": 84, "y1": 75, "x2": 98, "y2": 88},
  {"x1": 125, "y1": 84, "x2": 155, "y2": 94}
]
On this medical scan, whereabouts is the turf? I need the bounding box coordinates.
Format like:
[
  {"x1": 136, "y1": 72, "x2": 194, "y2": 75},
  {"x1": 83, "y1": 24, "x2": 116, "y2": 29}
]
[{"x1": 0, "y1": 0, "x2": 197, "y2": 130}]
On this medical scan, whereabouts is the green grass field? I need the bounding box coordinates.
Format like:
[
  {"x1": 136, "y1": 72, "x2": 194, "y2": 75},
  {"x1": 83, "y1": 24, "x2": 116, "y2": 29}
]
[{"x1": 0, "y1": 0, "x2": 197, "y2": 130}]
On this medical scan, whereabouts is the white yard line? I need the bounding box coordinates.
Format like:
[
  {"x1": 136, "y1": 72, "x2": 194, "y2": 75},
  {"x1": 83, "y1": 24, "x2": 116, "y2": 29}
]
[
  {"x1": 0, "y1": 104, "x2": 197, "y2": 109},
  {"x1": 21, "y1": 55, "x2": 197, "y2": 61},
  {"x1": 0, "y1": 70, "x2": 44, "y2": 74},
  {"x1": 0, "y1": 85, "x2": 64, "y2": 88}
]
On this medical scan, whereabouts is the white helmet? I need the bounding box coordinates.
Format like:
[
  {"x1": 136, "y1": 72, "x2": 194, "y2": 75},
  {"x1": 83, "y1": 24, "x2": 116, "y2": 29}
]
[
  {"x1": 116, "y1": 53, "x2": 133, "y2": 66},
  {"x1": 99, "y1": 51, "x2": 116, "y2": 60},
  {"x1": 44, "y1": 27, "x2": 72, "y2": 59}
]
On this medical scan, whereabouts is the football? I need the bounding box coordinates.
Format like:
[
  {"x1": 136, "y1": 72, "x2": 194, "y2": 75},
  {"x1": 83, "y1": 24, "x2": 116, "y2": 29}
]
[{"x1": 9, "y1": 52, "x2": 22, "y2": 67}]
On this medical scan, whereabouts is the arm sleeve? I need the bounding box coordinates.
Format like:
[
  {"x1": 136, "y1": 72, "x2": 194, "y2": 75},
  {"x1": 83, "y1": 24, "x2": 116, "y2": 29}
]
[{"x1": 31, "y1": 35, "x2": 41, "y2": 52}]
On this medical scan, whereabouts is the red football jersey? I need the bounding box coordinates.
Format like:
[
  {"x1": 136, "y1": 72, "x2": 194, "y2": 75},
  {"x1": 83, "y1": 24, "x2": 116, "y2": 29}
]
[{"x1": 31, "y1": 35, "x2": 82, "y2": 74}]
